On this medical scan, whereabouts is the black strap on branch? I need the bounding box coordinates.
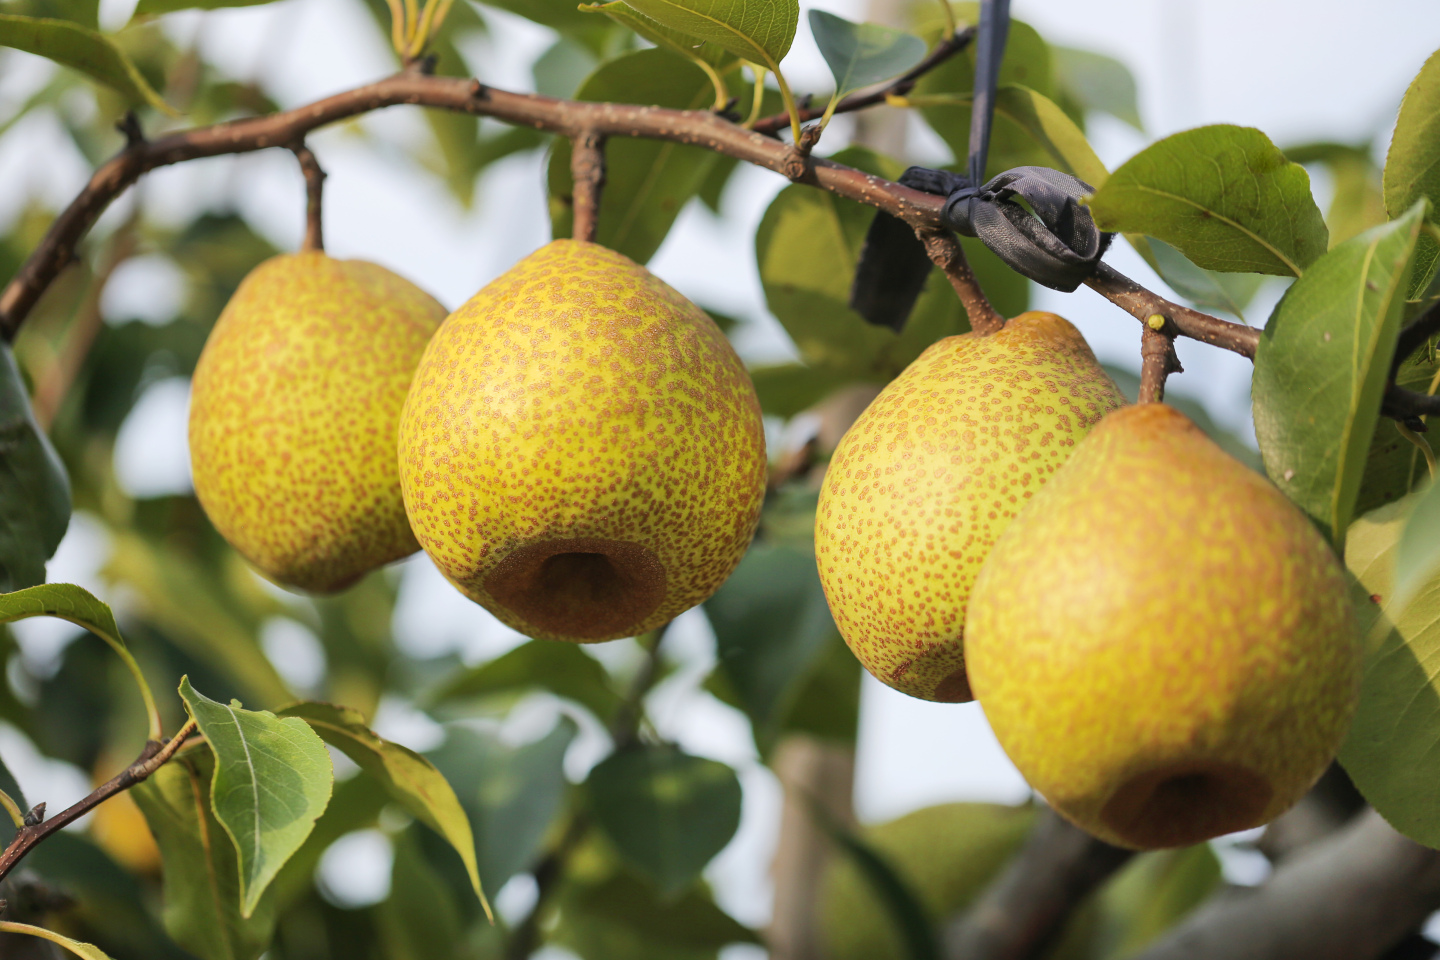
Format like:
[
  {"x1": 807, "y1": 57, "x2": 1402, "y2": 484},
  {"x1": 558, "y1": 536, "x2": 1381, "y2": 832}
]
[{"x1": 849, "y1": 0, "x2": 1112, "y2": 331}]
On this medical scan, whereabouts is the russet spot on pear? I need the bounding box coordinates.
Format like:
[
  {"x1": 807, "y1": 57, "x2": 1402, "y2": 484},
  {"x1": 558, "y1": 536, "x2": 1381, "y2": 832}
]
[
  {"x1": 189, "y1": 251, "x2": 445, "y2": 593},
  {"x1": 397, "y1": 239, "x2": 767, "y2": 643},
  {"x1": 814, "y1": 311, "x2": 1125, "y2": 702}
]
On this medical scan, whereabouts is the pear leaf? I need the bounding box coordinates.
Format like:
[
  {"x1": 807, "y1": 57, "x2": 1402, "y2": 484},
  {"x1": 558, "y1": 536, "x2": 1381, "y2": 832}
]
[
  {"x1": 704, "y1": 542, "x2": 841, "y2": 752},
  {"x1": 1052, "y1": 45, "x2": 1142, "y2": 130},
  {"x1": 1393, "y1": 479, "x2": 1440, "y2": 612},
  {"x1": 808, "y1": 10, "x2": 925, "y2": 100},
  {"x1": 1252, "y1": 202, "x2": 1428, "y2": 546},
  {"x1": 0, "y1": 345, "x2": 69, "y2": 594},
  {"x1": 0, "y1": 922, "x2": 115, "y2": 960},
  {"x1": 622, "y1": 0, "x2": 798, "y2": 70},
  {"x1": 426, "y1": 639, "x2": 622, "y2": 721},
  {"x1": 178, "y1": 677, "x2": 333, "y2": 917},
  {"x1": 277, "y1": 700, "x2": 490, "y2": 915},
  {"x1": 0, "y1": 14, "x2": 174, "y2": 114},
  {"x1": 131, "y1": 750, "x2": 278, "y2": 960},
  {"x1": 1339, "y1": 492, "x2": 1440, "y2": 847},
  {"x1": 1384, "y1": 47, "x2": 1440, "y2": 298},
  {"x1": 133, "y1": 0, "x2": 278, "y2": 14},
  {"x1": 586, "y1": 744, "x2": 741, "y2": 895},
  {"x1": 1088, "y1": 125, "x2": 1329, "y2": 276}
]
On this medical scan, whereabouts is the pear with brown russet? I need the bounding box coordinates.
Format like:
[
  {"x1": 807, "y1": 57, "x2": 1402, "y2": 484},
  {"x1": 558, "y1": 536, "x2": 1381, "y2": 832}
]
[
  {"x1": 965, "y1": 403, "x2": 1361, "y2": 849},
  {"x1": 814, "y1": 312, "x2": 1125, "y2": 702},
  {"x1": 397, "y1": 240, "x2": 767, "y2": 643}
]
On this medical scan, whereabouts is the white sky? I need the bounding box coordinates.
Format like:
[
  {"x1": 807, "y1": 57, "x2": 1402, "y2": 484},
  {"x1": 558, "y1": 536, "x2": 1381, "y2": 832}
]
[{"x1": 3, "y1": 0, "x2": 1439, "y2": 946}]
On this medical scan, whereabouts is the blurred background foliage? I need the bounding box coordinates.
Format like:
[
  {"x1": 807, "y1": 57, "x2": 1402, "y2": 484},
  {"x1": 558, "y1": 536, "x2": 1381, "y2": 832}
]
[{"x1": 0, "y1": 0, "x2": 1424, "y2": 958}]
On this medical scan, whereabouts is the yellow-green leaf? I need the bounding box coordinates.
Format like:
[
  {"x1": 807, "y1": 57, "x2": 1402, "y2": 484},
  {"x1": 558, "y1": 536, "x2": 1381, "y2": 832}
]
[
  {"x1": 0, "y1": 14, "x2": 174, "y2": 114},
  {"x1": 0, "y1": 922, "x2": 114, "y2": 960}
]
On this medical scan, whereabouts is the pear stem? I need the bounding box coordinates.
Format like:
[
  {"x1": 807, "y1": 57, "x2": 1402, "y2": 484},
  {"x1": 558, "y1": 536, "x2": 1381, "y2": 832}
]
[
  {"x1": 289, "y1": 141, "x2": 326, "y2": 253},
  {"x1": 570, "y1": 130, "x2": 607, "y2": 245},
  {"x1": 1139, "y1": 317, "x2": 1183, "y2": 403},
  {"x1": 921, "y1": 229, "x2": 1004, "y2": 334}
]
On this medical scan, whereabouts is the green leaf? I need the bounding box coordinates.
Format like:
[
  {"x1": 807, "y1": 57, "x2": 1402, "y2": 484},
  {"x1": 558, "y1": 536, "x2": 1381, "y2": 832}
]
[
  {"x1": 0, "y1": 345, "x2": 69, "y2": 593},
  {"x1": 748, "y1": 364, "x2": 857, "y2": 418},
  {"x1": 561, "y1": 871, "x2": 761, "y2": 954},
  {"x1": 1147, "y1": 237, "x2": 1264, "y2": 320},
  {"x1": 1252, "y1": 202, "x2": 1428, "y2": 545},
  {"x1": 992, "y1": 84, "x2": 1107, "y2": 186},
  {"x1": 373, "y1": 829, "x2": 465, "y2": 960},
  {"x1": 703, "y1": 543, "x2": 841, "y2": 751},
  {"x1": 1339, "y1": 492, "x2": 1440, "y2": 846},
  {"x1": 1287, "y1": 142, "x2": 1389, "y2": 248},
  {"x1": 133, "y1": 0, "x2": 278, "y2": 14},
  {"x1": 755, "y1": 146, "x2": 970, "y2": 379},
  {"x1": 549, "y1": 48, "x2": 724, "y2": 264},
  {"x1": 0, "y1": 14, "x2": 173, "y2": 114},
  {"x1": 809, "y1": 10, "x2": 925, "y2": 100},
  {"x1": 428, "y1": 719, "x2": 576, "y2": 892},
  {"x1": 812, "y1": 806, "x2": 939, "y2": 960},
  {"x1": 131, "y1": 751, "x2": 277, "y2": 960},
  {"x1": 483, "y1": 0, "x2": 602, "y2": 33},
  {"x1": 1356, "y1": 345, "x2": 1440, "y2": 517},
  {"x1": 1052, "y1": 45, "x2": 1142, "y2": 130},
  {"x1": 0, "y1": 922, "x2": 114, "y2": 960},
  {"x1": 622, "y1": 0, "x2": 798, "y2": 69},
  {"x1": 1093, "y1": 845, "x2": 1222, "y2": 956},
  {"x1": 0, "y1": 582, "x2": 159, "y2": 736},
  {"x1": 1394, "y1": 478, "x2": 1440, "y2": 612},
  {"x1": 427, "y1": 639, "x2": 622, "y2": 721},
  {"x1": 277, "y1": 700, "x2": 489, "y2": 915},
  {"x1": 586, "y1": 744, "x2": 742, "y2": 894},
  {"x1": 178, "y1": 677, "x2": 333, "y2": 918},
  {"x1": 1385, "y1": 48, "x2": 1440, "y2": 226},
  {"x1": 1089, "y1": 125, "x2": 1329, "y2": 276}
]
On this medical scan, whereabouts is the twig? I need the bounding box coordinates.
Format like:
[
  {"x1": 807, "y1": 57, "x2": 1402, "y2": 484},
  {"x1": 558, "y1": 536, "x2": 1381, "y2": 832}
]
[
  {"x1": 0, "y1": 719, "x2": 197, "y2": 886},
  {"x1": 503, "y1": 625, "x2": 670, "y2": 959},
  {"x1": 288, "y1": 141, "x2": 326, "y2": 253},
  {"x1": 943, "y1": 809, "x2": 1133, "y2": 960},
  {"x1": 1138, "y1": 315, "x2": 1183, "y2": 403},
  {"x1": 1085, "y1": 263, "x2": 1260, "y2": 359},
  {"x1": 919, "y1": 229, "x2": 1003, "y2": 334},
  {"x1": 569, "y1": 129, "x2": 607, "y2": 245},
  {"x1": 1132, "y1": 810, "x2": 1440, "y2": 960},
  {"x1": 752, "y1": 26, "x2": 976, "y2": 136}
]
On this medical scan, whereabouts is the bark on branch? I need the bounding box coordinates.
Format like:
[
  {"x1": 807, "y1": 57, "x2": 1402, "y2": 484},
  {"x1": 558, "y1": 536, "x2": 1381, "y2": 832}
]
[
  {"x1": 1132, "y1": 810, "x2": 1440, "y2": 960},
  {"x1": 0, "y1": 720, "x2": 196, "y2": 886},
  {"x1": 944, "y1": 810, "x2": 1134, "y2": 960},
  {"x1": 1085, "y1": 264, "x2": 1259, "y2": 359}
]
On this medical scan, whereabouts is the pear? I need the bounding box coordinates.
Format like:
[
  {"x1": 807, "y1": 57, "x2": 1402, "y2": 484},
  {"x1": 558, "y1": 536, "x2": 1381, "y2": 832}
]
[
  {"x1": 397, "y1": 239, "x2": 766, "y2": 643},
  {"x1": 814, "y1": 312, "x2": 1124, "y2": 702},
  {"x1": 965, "y1": 403, "x2": 1360, "y2": 850},
  {"x1": 189, "y1": 251, "x2": 445, "y2": 593}
]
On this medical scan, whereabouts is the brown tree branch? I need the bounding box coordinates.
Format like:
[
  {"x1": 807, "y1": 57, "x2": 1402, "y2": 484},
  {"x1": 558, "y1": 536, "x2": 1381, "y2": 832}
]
[
  {"x1": 752, "y1": 25, "x2": 976, "y2": 136},
  {"x1": 1085, "y1": 263, "x2": 1259, "y2": 360},
  {"x1": 1132, "y1": 810, "x2": 1440, "y2": 960},
  {"x1": 0, "y1": 720, "x2": 196, "y2": 886},
  {"x1": 569, "y1": 130, "x2": 607, "y2": 245},
  {"x1": 1139, "y1": 317, "x2": 1183, "y2": 404},
  {"x1": 289, "y1": 141, "x2": 326, "y2": 253},
  {"x1": 920, "y1": 229, "x2": 1003, "y2": 333},
  {"x1": 944, "y1": 809, "x2": 1134, "y2": 960}
]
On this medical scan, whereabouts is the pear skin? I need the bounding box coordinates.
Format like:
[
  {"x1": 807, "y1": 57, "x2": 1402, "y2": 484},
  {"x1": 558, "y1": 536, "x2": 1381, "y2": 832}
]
[
  {"x1": 965, "y1": 404, "x2": 1360, "y2": 849},
  {"x1": 189, "y1": 252, "x2": 445, "y2": 593},
  {"x1": 397, "y1": 240, "x2": 766, "y2": 643},
  {"x1": 814, "y1": 312, "x2": 1124, "y2": 702}
]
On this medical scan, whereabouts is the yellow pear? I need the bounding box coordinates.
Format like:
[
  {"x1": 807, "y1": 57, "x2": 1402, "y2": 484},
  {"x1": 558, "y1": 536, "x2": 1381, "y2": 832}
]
[
  {"x1": 397, "y1": 239, "x2": 766, "y2": 642},
  {"x1": 814, "y1": 312, "x2": 1124, "y2": 702},
  {"x1": 966, "y1": 403, "x2": 1360, "y2": 849},
  {"x1": 189, "y1": 251, "x2": 445, "y2": 592}
]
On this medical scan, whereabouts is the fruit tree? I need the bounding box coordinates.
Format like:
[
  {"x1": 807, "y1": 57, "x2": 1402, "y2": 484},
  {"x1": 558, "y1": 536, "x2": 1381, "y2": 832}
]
[{"x1": 0, "y1": 1, "x2": 1436, "y2": 959}]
